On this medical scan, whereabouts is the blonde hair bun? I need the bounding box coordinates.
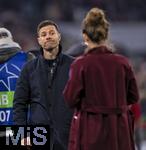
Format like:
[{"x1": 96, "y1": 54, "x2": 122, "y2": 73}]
[
  {"x1": 85, "y1": 8, "x2": 105, "y2": 26},
  {"x1": 82, "y1": 7, "x2": 109, "y2": 43}
]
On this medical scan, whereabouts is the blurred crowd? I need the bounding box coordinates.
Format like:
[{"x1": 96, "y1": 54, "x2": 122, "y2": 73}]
[
  {"x1": 0, "y1": 0, "x2": 146, "y2": 147},
  {"x1": 119, "y1": 47, "x2": 146, "y2": 146},
  {"x1": 0, "y1": 0, "x2": 146, "y2": 49},
  {"x1": 132, "y1": 55, "x2": 146, "y2": 141}
]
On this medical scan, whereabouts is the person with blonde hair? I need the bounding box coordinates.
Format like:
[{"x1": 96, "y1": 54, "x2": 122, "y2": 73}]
[{"x1": 63, "y1": 8, "x2": 139, "y2": 150}]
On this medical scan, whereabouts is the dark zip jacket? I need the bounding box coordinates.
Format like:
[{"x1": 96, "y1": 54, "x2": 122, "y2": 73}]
[{"x1": 13, "y1": 51, "x2": 74, "y2": 149}]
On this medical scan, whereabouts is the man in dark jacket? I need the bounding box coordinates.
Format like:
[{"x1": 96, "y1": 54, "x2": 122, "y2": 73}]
[{"x1": 13, "y1": 20, "x2": 74, "y2": 150}]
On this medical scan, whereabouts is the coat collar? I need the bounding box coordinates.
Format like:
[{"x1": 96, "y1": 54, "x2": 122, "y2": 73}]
[
  {"x1": 85, "y1": 46, "x2": 113, "y2": 56},
  {"x1": 39, "y1": 50, "x2": 64, "y2": 65},
  {"x1": 39, "y1": 44, "x2": 64, "y2": 65}
]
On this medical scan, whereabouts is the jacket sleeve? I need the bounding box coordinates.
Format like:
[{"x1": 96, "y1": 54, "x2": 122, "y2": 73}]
[
  {"x1": 63, "y1": 59, "x2": 84, "y2": 108},
  {"x1": 127, "y1": 65, "x2": 139, "y2": 105},
  {"x1": 13, "y1": 64, "x2": 30, "y2": 125}
]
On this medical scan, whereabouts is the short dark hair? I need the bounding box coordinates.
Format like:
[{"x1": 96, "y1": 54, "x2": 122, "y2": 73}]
[{"x1": 37, "y1": 20, "x2": 59, "y2": 34}]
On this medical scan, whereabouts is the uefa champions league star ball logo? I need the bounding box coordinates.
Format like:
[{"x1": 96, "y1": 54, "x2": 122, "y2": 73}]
[{"x1": 0, "y1": 63, "x2": 20, "y2": 91}]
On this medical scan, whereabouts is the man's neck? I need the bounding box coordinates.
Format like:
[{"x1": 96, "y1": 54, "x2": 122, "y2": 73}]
[{"x1": 43, "y1": 47, "x2": 59, "y2": 60}]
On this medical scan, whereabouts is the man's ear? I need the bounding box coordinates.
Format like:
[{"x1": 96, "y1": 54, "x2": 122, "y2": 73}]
[
  {"x1": 58, "y1": 33, "x2": 61, "y2": 42},
  {"x1": 37, "y1": 37, "x2": 41, "y2": 45}
]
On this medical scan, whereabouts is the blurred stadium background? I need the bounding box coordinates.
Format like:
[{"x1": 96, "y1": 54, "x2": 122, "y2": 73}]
[{"x1": 0, "y1": 0, "x2": 146, "y2": 149}]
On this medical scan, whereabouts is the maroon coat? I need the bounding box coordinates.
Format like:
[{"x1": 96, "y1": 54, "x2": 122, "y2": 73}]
[{"x1": 63, "y1": 46, "x2": 139, "y2": 150}]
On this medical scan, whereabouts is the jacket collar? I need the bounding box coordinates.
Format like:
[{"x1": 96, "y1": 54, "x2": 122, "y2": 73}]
[
  {"x1": 0, "y1": 47, "x2": 20, "y2": 63},
  {"x1": 85, "y1": 46, "x2": 113, "y2": 55},
  {"x1": 39, "y1": 45, "x2": 64, "y2": 65}
]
